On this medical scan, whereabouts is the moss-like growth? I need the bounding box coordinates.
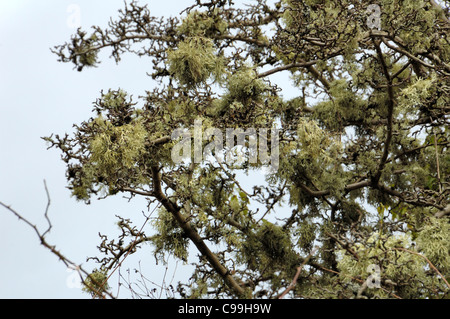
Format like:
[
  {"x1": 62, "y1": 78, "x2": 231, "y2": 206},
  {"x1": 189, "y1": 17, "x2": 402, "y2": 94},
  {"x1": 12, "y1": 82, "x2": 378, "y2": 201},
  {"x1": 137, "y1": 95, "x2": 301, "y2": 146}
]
[
  {"x1": 82, "y1": 269, "x2": 110, "y2": 298},
  {"x1": 239, "y1": 220, "x2": 296, "y2": 273},
  {"x1": 69, "y1": 116, "x2": 149, "y2": 201},
  {"x1": 89, "y1": 117, "x2": 148, "y2": 173},
  {"x1": 177, "y1": 10, "x2": 228, "y2": 37},
  {"x1": 167, "y1": 37, "x2": 225, "y2": 88},
  {"x1": 338, "y1": 234, "x2": 423, "y2": 298},
  {"x1": 151, "y1": 208, "x2": 189, "y2": 262},
  {"x1": 225, "y1": 67, "x2": 266, "y2": 104},
  {"x1": 416, "y1": 217, "x2": 450, "y2": 274}
]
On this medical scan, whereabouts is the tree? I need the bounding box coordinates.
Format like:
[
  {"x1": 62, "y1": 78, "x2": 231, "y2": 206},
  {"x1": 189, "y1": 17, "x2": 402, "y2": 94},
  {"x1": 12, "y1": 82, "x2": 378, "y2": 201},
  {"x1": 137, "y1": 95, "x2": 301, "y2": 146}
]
[{"x1": 40, "y1": 0, "x2": 449, "y2": 298}]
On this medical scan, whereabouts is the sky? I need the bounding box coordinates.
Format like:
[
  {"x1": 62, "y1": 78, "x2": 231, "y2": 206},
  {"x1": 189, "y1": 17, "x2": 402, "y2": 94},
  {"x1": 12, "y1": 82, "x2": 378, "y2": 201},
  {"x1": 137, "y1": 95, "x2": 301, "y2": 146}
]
[{"x1": 0, "y1": 0, "x2": 293, "y2": 299}]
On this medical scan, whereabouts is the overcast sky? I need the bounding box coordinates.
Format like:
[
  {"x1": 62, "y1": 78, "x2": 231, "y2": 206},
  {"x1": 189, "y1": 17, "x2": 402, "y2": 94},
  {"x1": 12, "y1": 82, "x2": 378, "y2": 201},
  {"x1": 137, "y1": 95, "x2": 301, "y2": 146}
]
[{"x1": 0, "y1": 0, "x2": 292, "y2": 299}]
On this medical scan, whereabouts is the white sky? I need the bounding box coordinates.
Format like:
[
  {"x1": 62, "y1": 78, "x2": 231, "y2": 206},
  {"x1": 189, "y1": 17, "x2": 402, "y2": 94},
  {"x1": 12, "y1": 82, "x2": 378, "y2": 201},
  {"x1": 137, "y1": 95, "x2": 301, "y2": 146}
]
[{"x1": 0, "y1": 0, "x2": 295, "y2": 298}]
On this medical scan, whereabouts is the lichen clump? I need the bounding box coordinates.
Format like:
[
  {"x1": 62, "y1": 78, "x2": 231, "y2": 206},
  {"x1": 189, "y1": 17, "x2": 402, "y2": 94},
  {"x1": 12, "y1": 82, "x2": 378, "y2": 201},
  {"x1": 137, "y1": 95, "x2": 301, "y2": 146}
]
[{"x1": 167, "y1": 36, "x2": 225, "y2": 88}]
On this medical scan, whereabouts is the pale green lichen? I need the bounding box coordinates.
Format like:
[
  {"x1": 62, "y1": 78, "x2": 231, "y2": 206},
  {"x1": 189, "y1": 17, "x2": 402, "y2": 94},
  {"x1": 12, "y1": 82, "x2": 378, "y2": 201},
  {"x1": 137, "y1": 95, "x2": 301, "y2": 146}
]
[
  {"x1": 416, "y1": 217, "x2": 450, "y2": 273},
  {"x1": 167, "y1": 37, "x2": 225, "y2": 88},
  {"x1": 89, "y1": 117, "x2": 148, "y2": 173},
  {"x1": 151, "y1": 207, "x2": 189, "y2": 263},
  {"x1": 177, "y1": 10, "x2": 228, "y2": 37},
  {"x1": 82, "y1": 269, "x2": 110, "y2": 298}
]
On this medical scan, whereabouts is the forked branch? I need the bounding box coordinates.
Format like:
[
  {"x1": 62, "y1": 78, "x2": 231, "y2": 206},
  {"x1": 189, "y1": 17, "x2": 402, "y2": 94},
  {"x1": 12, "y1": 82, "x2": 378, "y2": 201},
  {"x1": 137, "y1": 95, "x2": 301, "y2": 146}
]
[{"x1": 0, "y1": 180, "x2": 114, "y2": 299}]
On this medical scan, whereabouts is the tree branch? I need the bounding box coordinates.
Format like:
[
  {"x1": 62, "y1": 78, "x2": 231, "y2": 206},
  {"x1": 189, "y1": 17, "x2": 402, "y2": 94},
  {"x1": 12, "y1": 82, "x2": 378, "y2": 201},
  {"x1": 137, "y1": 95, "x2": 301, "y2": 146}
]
[
  {"x1": 0, "y1": 181, "x2": 114, "y2": 299},
  {"x1": 150, "y1": 166, "x2": 246, "y2": 297},
  {"x1": 435, "y1": 204, "x2": 450, "y2": 218},
  {"x1": 372, "y1": 39, "x2": 395, "y2": 185},
  {"x1": 393, "y1": 247, "x2": 450, "y2": 289},
  {"x1": 296, "y1": 180, "x2": 370, "y2": 197},
  {"x1": 278, "y1": 247, "x2": 318, "y2": 299},
  {"x1": 257, "y1": 61, "x2": 318, "y2": 79}
]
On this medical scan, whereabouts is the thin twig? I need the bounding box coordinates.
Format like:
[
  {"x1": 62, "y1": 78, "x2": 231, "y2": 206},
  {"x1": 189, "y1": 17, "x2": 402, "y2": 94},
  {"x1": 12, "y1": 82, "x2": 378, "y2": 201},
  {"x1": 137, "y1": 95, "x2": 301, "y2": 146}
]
[
  {"x1": 215, "y1": 158, "x2": 251, "y2": 198},
  {"x1": 325, "y1": 232, "x2": 360, "y2": 261},
  {"x1": 318, "y1": 266, "x2": 402, "y2": 299},
  {"x1": 42, "y1": 180, "x2": 52, "y2": 237},
  {"x1": 393, "y1": 247, "x2": 450, "y2": 289},
  {"x1": 99, "y1": 204, "x2": 159, "y2": 294},
  {"x1": 431, "y1": 120, "x2": 442, "y2": 194},
  {"x1": 278, "y1": 246, "x2": 318, "y2": 299},
  {"x1": 0, "y1": 181, "x2": 114, "y2": 299}
]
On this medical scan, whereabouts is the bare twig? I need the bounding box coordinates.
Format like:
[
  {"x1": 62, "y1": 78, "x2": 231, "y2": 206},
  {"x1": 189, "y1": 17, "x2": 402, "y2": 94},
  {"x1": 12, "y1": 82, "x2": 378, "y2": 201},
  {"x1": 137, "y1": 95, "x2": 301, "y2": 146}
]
[
  {"x1": 99, "y1": 205, "x2": 158, "y2": 293},
  {"x1": 42, "y1": 180, "x2": 52, "y2": 237},
  {"x1": 431, "y1": 122, "x2": 442, "y2": 194},
  {"x1": 325, "y1": 232, "x2": 360, "y2": 261},
  {"x1": 393, "y1": 247, "x2": 450, "y2": 289},
  {"x1": 318, "y1": 266, "x2": 402, "y2": 299},
  {"x1": 0, "y1": 180, "x2": 114, "y2": 299},
  {"x1": 256, "y1": 61, "x2": 318, "y2": 78},
  {"x1": 278, "y1": 246, "x2": 318, "y2": 299}
]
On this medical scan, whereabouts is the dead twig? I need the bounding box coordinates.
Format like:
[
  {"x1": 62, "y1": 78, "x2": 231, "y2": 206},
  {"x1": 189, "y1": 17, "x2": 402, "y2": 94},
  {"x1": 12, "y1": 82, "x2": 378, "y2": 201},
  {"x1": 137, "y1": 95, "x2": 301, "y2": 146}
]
[
  {"x1": 0, "y1": 180, "x2": 114, "y2": 299},
  {"x1": 278, "y1": 246, "x2": 318, "y2": 299},
  {"x1": 393, "y1": 247, "x2": 450, "y2": 289}
]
